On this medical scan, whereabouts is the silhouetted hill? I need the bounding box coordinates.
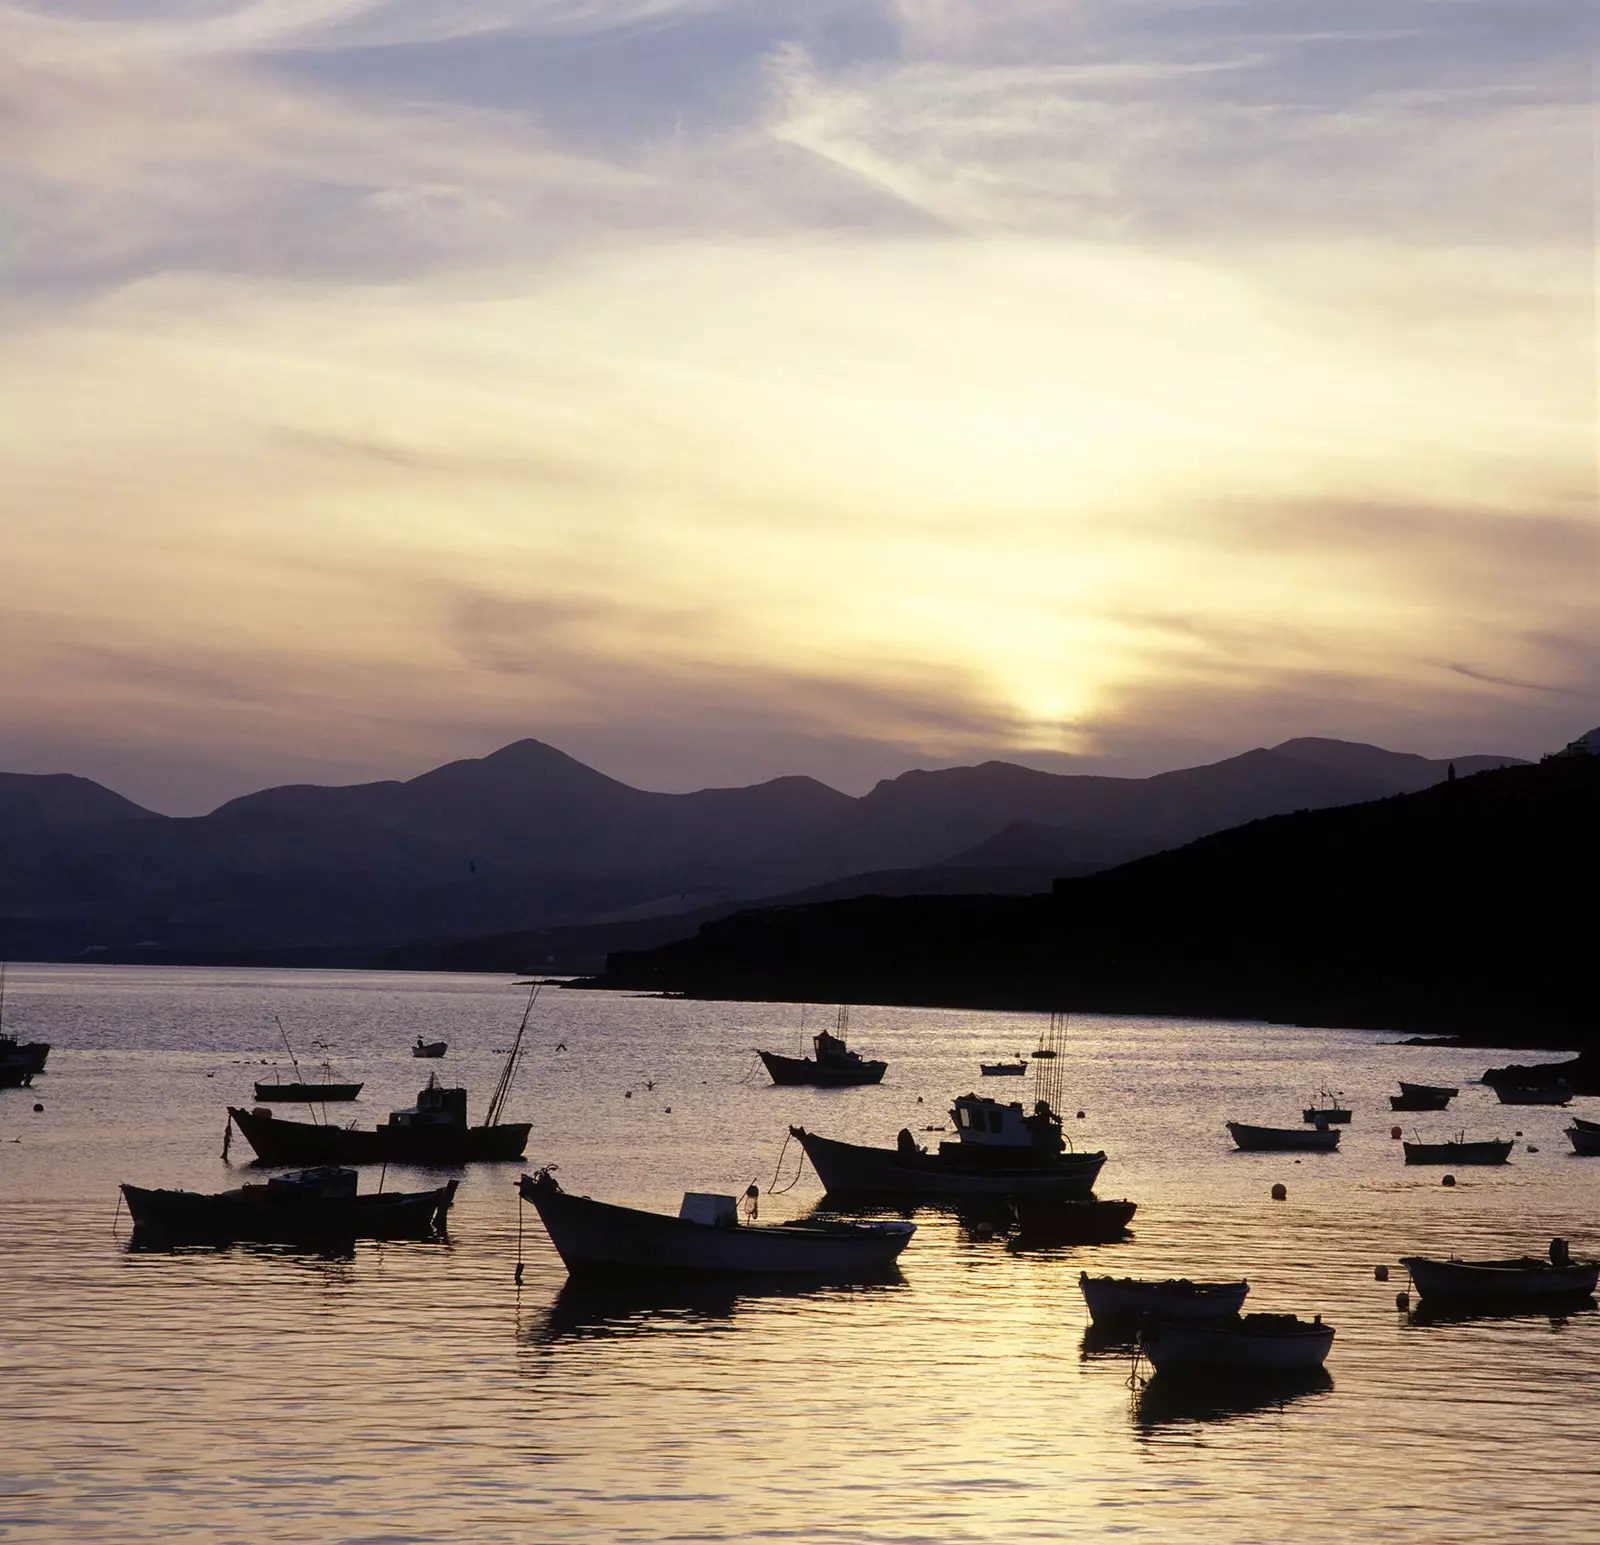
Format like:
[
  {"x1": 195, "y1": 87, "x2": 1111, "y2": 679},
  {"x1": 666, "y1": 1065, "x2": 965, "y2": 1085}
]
[
  {"x1": 588, "y1": 756, "x2": 1598, "y2": 1044},
  {"x1": 0, "y1": 773, "x2": 161, "y2": 836}
]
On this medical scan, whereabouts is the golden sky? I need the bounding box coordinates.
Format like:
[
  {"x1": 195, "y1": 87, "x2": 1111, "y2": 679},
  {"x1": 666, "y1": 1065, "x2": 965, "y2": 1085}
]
[{"x1": 2, "y1": 1, "x2": 1594, "y2": 811}]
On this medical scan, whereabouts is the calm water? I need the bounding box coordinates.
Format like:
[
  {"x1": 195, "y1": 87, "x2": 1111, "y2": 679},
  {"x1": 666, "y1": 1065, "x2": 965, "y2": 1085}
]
[{"x1": 2, "y1": 965, "x2": 1596, "y2": 1543}]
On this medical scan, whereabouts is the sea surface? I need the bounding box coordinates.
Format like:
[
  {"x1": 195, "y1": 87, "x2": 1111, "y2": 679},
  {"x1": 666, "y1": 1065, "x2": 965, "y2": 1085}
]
[{"x1": 2, "y1": 965, "x2": 1595, "y2": 1544}]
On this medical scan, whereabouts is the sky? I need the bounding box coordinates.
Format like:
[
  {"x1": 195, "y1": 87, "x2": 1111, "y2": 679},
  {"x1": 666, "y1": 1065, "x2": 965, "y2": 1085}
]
[{"x1": 2, "y1": 0, "x2": 1595, "y2": 814}]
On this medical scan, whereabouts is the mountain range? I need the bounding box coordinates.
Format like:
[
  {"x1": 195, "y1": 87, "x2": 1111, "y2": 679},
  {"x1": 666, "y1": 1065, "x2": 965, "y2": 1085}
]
[{"x1": 0, "y1": 735, "x2": 1522, "y2": 961}]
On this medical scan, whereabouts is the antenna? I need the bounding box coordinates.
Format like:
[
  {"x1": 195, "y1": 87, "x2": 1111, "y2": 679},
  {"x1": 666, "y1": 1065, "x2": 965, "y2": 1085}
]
[{"x1": 485, "y1": 983, "x2": 540, "y2": 1128}]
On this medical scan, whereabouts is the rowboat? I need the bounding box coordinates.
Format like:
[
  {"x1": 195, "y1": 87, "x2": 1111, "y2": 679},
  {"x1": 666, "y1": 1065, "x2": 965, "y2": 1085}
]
[
  {"x1": 1572, "y1": 1115, "x2": 1600, "y2": 1134},
  {"x1": 1400, "y1": 1082, "x2": 1459, "y2": 1100},
  {"x1": 1302, "y1": 1091, "x2": 1351, "y2": 1124},
  {"x1": 1494, "y1": 1084, "x2": 1572, "y2": 1106},
  {"x1": 1227, "y1": 1122, "x2": 1340, "y2": 1152},
  {"x1": 1565, "y1": 1125, "x2": 1600, "y2": 1156},
  {"x1": 253, "y1": 1081, "x2": 363, "y2": 1102},
  {"x1": 1401, "y1": 1250, "x2": 1599, "y2": 1302},
  {"x1": 1141, "y1": 1313, "x2": 1334, "y2": 1373},
  {"x1": 519, "y1": 1170, "x2": 915, "y2": 1277},
  {"x1": 792, "y1": 1092, "x2": 1106, "y2": 1198},
  {"x1": 1390, "y1": 1089, "x2": 1452, "y2": 1111},
  {"x1": 1402, "y1": 1136, "x2": 1513, "y2": 1165},
  {"x1": 120, "y1": 1166, "x2": 457, "y2": 1245},
  {"x1": 412, "y1": 1039, "x2": 447, "y2": 1058},
  {"x1": 980, "y1": 1061, "x2": 1028, "y2": 1077},
  {"x1": 1080, "y1": 1273, "x2": 1249, "y2": 1324},
  {"x1": 1008, "y1": 1197, "x2": 1136, "y2": 1241}
]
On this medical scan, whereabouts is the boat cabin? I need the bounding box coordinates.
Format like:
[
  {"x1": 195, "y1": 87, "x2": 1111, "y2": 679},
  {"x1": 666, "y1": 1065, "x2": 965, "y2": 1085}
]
[
  {"x1": 813, "y1": 1030, "x2": 862, "y2": 1065},
  {"x1": 384, "y1": 1075, "x2": 469, "y2": 1130},
  {"x1": 264, "y1": 1166, "x2": 359, "y2": 1200},
  {"x1": 948, "y1": 1095, "x2": 1065, "y2": 1155}
]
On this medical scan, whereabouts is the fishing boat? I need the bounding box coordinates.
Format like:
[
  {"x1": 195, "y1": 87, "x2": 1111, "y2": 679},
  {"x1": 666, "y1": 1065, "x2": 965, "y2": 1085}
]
[
  {"x1": 412, "y1": 1039, "x2": 448, "y2": 1058},
  {"x1": 228, "y1": 987, "x2": 540, "y2": 1165},
  {"x1": 1009, "y1": 1197, "x2": 1136, "y2": 1241},
  {"x1": 0, "y1": 966, "x2": 49, "y2": 1088},
  {"x1": 1565, "y1": 1124, "x2": 1600, "y2": 1156},
  {"x1": 1402, "y1": 1134, "x2": 1513, "y2": 1165},
  {"x1": 1227, "y1": 1121, "x2": 1340, "y2": 1152},
  {"x1": 1080, "y1": 1273, "x2": 1249, "y2": 1324},
  {"x1": 120, "y1": 1166, "x2": 457, "y2": 1245},
  {"x1": 1494, "y1": 1083, "x2": 1572, "y2": 1106},
  {"x1": 757, "y1": 1009, "x2": 886, "y2": 1087},
  {"x1": 518, "y1": 1169, "x2": 914, "y2": 1277},
  {"x1": 1301, "y1": 1091, "x2": 1351, "y2": 1124},
  {"x1": 1401, "y1": 1245, "x2": 1598, "y2": 1303},
  {"x1": 253, "y1": 1080, "x2": 364, "y2": 1102},
  {"x1": 980, "y1": 1060, "x2": 1028, "y2": 1077},
  {"x1": 1141, "y1": 1313, "x2": 1334, "y2": 1373}
]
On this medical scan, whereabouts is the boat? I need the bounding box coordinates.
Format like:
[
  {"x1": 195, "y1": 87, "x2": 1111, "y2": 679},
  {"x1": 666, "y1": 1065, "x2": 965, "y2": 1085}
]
[
  {"x1": 518, "y1": 1169, "x2": 915, "y2": 1278},
  {"x1": 1400, "y1": 1081, "x2": 1459, "y2": 1100},
  {"x1": 1227, "y1": 1121, "x2": 1340, "y2": 1152},
  {"x1": 412, "y1": 1039, "x2": 448, "y2": 1058},
  {"x1": 1390, "y1": 1087, "x2": 1453, "y2": 1111},
  {"x1": 1009, "y1": 1197, "x2": 1136, "y2": 1241},
  {"x1": 1494, "y1": 1083, "x2": 1572, "y2": 1106},
  {"x1": 229, "y1": 986, "x2": 540, "y2": 1165},
  {"x1": 1080, "y1": 1273, "x2": 1249, "y2": 1324},
  {"x1": 120, "y1": 1166, "x2": 457, "y2": 1245},
  {"x1": 1301, "y1": 1091, "x2": 1351, "y2": 1124},
  {"x1": 1565, "y1": 1124, "x2": 1600, "y2": 1156},
  {"x1": 253, "y1": 1080, "x2": 363, "y2": 1102},
  {"x1": 1572, "y1": 1115, "x2": 1600, "y2": 1134},
  {"x1": 1401, "y1": 1246, "x2": 1599, "y2": 1303},
  {"x1": 1140, "y1": 1313, "x2": 1334, "y2": 1373},
  {"x1": 757, "y1": 1009, "x2": 885, "y2": 1087},
  {"x1": 1481, "y1": 1055, "x2": 1600, "y2": 1095},
  {"x1": 980, "y1": 1060, "x2": 1028, "y2": 1077},
  {"x1": 0, "y1": 966, "x2": 49, "y2": 1089},
  {"x1": 1401, "y1": 1135, "x2": 1513, "y2": 1165}
]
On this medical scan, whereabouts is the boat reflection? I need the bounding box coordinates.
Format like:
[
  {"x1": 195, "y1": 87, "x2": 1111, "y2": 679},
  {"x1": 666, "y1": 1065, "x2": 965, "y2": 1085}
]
[
  {"x1": 1079, "y1": 1322, "x2": 1139, "y2": 1361},
  {"x1": 1135, "y1": 1368, "x2": 1334, "y2": 1429},
  {"x1": 525, "y1": 1270, "x2": 907, "y2": 1346},
  {"x1": 1406, "y1": 1295, "x2": 1597, "y2": 1329}
]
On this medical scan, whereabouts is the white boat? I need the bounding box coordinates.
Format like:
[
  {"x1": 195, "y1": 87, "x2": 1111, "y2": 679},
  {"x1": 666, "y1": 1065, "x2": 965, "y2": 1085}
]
[
  {"x1": 1227, "y1": 1121, "x2": 1340, "y2": 1152},
  {"x1": 1142, "y1": 1313, "x2": 1334, "y2": 1373},
  {"x1": 1080, "y1": 1273, "x2": 1249, "y2": 1324},
  {"x1": 518, "y1": 1170, "x2": 915, "y2": 1277},
  {"x1": 1401, "y1": 1249, "x2": 1599, "y2": 1302}
]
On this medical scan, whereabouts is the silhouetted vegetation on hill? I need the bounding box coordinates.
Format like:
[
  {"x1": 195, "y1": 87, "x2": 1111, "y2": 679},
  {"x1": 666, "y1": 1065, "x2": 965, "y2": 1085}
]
[{"x1": 586, "y1": 757, "x2": 1599, "y2": 1045}]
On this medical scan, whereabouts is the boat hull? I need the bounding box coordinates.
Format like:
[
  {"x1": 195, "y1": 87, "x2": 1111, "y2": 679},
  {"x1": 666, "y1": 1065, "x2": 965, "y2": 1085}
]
[
  {"x1": 1302, "y1": 1109, "x2": 1351, "y2": 1125},
  {"x1": 121, "y1": 1179, "x2": 457, "y2": 1244},
  {"x1": 1143, "y1": 1317, "x2": 1334, "y2": 1373},
  {"x1": 979, "y1": 1063, "x2": 1027, "y2": 1077},
  {"x1": 1010, "y1": 1198, "x2": 1136, "y2": 1241},
  {"x1": 1401, "y1": 1255, "x2": 1600, "y2": 1301},
  {"x1": 1390, "y1": 1093, "x2": 1451, "y2": 1111},
  {"x1": 227, "y1": 1106, "x2": 529, "y2": 1165},
  {"x1": 758, "y1": 1050, "x2": 886, "y2": 1087},
  {"x1": 1227, "y1": 1122, "x2": 1340, "y2": 1152},
  {"x1": 1494, "y1": 1086, "x2": 1571, "y2": 1106},
  {"x1": 1402, "y1": 1139, "x2": 1512, "y2": 1165},
  {"x1": 1080, "y1": 1274, "x2": 1249, "y2": 1324},
  {"x1": 520, "y1": 1174, "x2": 914, "y2": 1277},
  {"x1": 1567, "y1": 1126, "x2": 1600, "y2": 1156},
  {"x1": 1399, "y1": 1082, "x2": 1459, "y2": 1099},
  {"x1": 253, "y1": 1082, "x2": 363, "y2": 1102},
  {"x1": 412, "y1": 1042, "x2": 447, "y2": 1058},
  {"x1": 793, "y1": 1127, "x2": 1106, "y2": 1197}
]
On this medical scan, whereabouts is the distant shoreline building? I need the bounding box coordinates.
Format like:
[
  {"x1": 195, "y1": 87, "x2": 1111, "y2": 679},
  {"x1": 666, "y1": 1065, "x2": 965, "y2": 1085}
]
[{"x1": 1547, "y1": 727, "x2": 1600, "y2": 760}]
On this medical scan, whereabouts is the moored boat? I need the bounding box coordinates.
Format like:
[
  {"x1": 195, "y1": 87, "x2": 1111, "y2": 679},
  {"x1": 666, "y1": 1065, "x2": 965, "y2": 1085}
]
[
  {"x1": 0, "y1": 963, "x2": 49, "y2": 1087},
  {"x1": 1080, "y1": 1273, "x2": 1249, "y2": 1324},
  {"x1": 1391, "y1": 1088, "x2": 1453, "y2": 1111},
  {"x1": 1401, "y1": 1246, "x2": 1598, "y2": 1302},
  {"x1": 412, "y1": 1038, "x2": 448, "y2": 1058},
  {"x1": 1571, "y1": 1115, "x2": 1600, "y2": 1134},
  {"x1": 1141, "y1": 1313, "x2": 1334, "y2": 1373},
  {"x1": 1401, "y1": 1135, "x2": 1513, "y2": 1165},
  {"x1": 757, "y1": 1010, "x2": 886, "y2": 1087},
  {"x1": 1494, "y1": 1083, "x2": 1571, "y2": 1106},
  {"x1": 1565, "y1": 1124, "x2": 1600, "y2": 1156},
  {"x1": 519, "y1": 1169, "x2": 915, "y2": 1277},
  {"x1": 1227, "y1": 1121, "x2": 1340, "y2": 1153},
  {"x1": 1302, "y1": 1092, "x2": 1351, "y2": 1124},
  {"x1": 792, "y1": 1092, "x2": 1106, "y2": 1198},
  {"x1": 1400, "y1": 1082, "x2": 1459, "y2": 1100},
  {"x1": 253, "y1": 1080, "x2": 364, "y2": 1102},
  {"x1": 980, "y1": 1061, "x2": 1028, "y2": 1077},
  {"x1": 121, "y1": 1166, "x2": 457, "y2": 1245},
  {"x1": 1009, "y1": 1197, "x2": 1136, "y2": 1241}
]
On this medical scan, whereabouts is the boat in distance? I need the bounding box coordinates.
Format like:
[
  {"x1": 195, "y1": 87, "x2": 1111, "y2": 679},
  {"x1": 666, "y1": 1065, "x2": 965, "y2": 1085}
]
[
  {"x1": 1494, "y1": 1083, "x2": 1572, "y2": 1106},
  {"x1": 980, "y1": 1060, "x2": 1028, "y2": 1077},
  {"x1": 412, "y1": 1039, "x2": 447, "y2": 1058},
  {"x1": 253, "y1": 1080, "x2": 363, "y2": 1102},
  {"x1": 1141, "y1": 1313, "x2": 1334, "y2": 1373},
  {"x1": 1080, "y1": 1273, "x2": 1249, "y2": 1324},
  {"x1": 1400, "y1": 1250, "x2": 1598, "y2": 1302},
  {"x1": 757, "y1": 1016, "x2": 886, "y2": 1087},
  {"x1": 792, "y1": 1093, "x2": 1106, "y2": 1198},
  {"x1": 1402, "y1": 1136, "x2": 1513, "y2": 1165},
  {"x1": 519, "y1": 1170, "x2": 915, "y2": 1277},
  {"x1": 121, "y1": 1166, "x2": 457, "y2": 1245},
  {"x1": 1227, "y1": 1121, "x2": 1340, "y2": 1152},
  {"x1": 228, "y1": 1075, "x2": 529, "y2": 1165}
]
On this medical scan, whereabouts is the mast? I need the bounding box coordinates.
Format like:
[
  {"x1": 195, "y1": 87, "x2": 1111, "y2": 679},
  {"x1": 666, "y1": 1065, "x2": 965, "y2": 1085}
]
[
  {"x1": 485, "y1": 983, "x2": 539, "y2": 1127},
  {"x1": 1032, "y1": 1010, "x2": 1068, "y2": 1113}
]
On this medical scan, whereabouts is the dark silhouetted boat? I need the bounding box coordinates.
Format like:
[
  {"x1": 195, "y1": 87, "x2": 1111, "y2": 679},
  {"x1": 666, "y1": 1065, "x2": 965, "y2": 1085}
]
[
  {"x1": 1227, "y1": 1121, "x2": 1340, "y2": 1152},
  {"x1": 1401, "y1": 1246, "x2": 1598, "y2": 1303},
  {"x1": 121, "y1": 1166, "x2": 457, "y2": 1245},
  {"x1": 519, "y1": 1169, "x2": 914, "y2": 1277},
  {"x1": 412, "y1": 1038, "x2": 448, "y2": 1058},
  {"x1": 0, "y1": 966, "x2": 49, "y2": 1088},
  {"x1": 1402, "y1": 1134, "x2": 1513, "y2": 1165},
  {"x1": 1494, "y1": 1083, "x2": 1572, "y2": 1106},
  {"x1": 1301, "y1": 1091, "x2": 1351, "y2": 1124},
  {"x1": 253, "y1": 1079, "x2": 363, "y2": 1102},
  {"x1": 1391, "y1": 1081, "x2": 1455, "y2": 1111},
  {"x1": 792, "y1": 1092, "x2": 1106, "y2": 1198},
  {"x1": 1142, "y1": 1312, "x2": 1335, "y2": 1372},
  {"x1": 1009, "y1": 1197, "x2": 1136, "y2": 1241},
  {"x1": 1080, "y1": 1273, "x2": 1249, "y2": 1324},
  {"x1": 1565, "y1": 1123, "x2": 1600, "y2": 1156},
  {"x1": 980, "y1": 1059, "x2": 1028, "y2": 1076},
  {"x1": 757, "y1": 1009, "x2": 885, "y2": 1087},
  {"x1": 1401, "y1": 1081, "x2": 1458, "y2": 1100}
]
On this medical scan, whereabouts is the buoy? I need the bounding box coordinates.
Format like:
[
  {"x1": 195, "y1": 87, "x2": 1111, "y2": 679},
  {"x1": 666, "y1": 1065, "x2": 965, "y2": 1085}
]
[
  {"x1": 1390, "y1": 1126, "x2": 1403, "y2": 1139},
  {"x1": 1271, "y1": 1182, "x2": 1287, "y2": 1200},
  {"x1": 1515, "y1": 1130, "x2": 1523, "y2": 1138},
  {"x1": 664, "y1": 1106, "x2": 672, "y2": 1113},
  {"x1": 973, "y1": 1221, "x2": 995, "y2": 1240},
  {"x1": 1442, "y1": 1174, "x2": 1456, "y2": 1187},
  {"x1": 916, "y1": 1096, "x2": 923, "y2": 1103},
  {"x1": 32, "y1": 1102, "x2": 43, "y2": 1113},
  {"x1": 1527, "y1": 1144, "x2": 1539, "y2": 1154},
  {"x1": 624, "y1": 1091, "x2": 632, "y2": 1099},
  {"x1": 1375, "y1": 1264, "x2": 1390, "y2": 1281},
  {"x1": 1076, "y1": 1110, "x2": 1086, "y2": 1119},
  {"x1": 1396, "y1": 1290, "x2": 1411, "y2": 1310}
]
